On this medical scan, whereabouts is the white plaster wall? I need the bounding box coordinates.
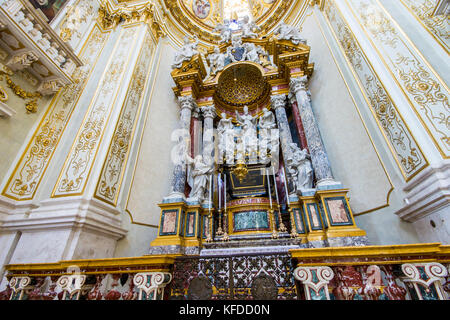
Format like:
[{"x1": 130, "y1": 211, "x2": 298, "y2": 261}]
[
  {"x1": 114, "y1": 39, "x2": 180, "y2": 257},
  {"x1": 72, "y1": 230, "x2": 117, "y2": 260},
  {"x1": 9, "y1": 229, "x2": 71, "y2": 264}
]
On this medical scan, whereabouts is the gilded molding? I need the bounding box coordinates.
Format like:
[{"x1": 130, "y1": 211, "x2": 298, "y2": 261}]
[
  {"x1": 347, "y1": 0, "x2": 450, "y2": 159},
  {"x1": 2, "y1": 24, "x2": 110, "y2": 201},
  {"x1": 323, "y1": 0, "x2": 428, "y2": 181},
  {"x1": 399, "y1": 0, "x2": 449, "y2": 53},
  {"x1": 94, "y1": 30, "x2": 155, "y2": 205},
  {"x1": 313, "y1": 11, "x2": 394, "y2": 216},
  {"x1": 3, "y1": 74, "x2": 41, "y2": 113},
  {"x1": 51, "y1": 26, "x2": 139, "y2": 198}
]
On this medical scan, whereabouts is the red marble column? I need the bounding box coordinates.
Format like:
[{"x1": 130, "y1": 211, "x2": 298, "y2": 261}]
[{"x1": 291, "y1": 100, "x2": 309, "y2": 152}]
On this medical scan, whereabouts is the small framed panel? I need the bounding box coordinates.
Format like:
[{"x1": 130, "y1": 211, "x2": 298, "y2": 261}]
[
  {"x1": 324, "y1": 197, "x2": 353, "y2": 226},
  {"x1": 159, "y1": 209, "x2": 179, "y2": 236},
  {"x1": 233, "y1": 210, "x2": 270, "y2": 232},
  {"x1": 185, "y1": 211, "x2": 197, "y2": 237},
  {"x1": 292, "y1": 207, "x2": 306, "y2": 234},
  {"x1": 306, "y1": 203, "x2": 323, "y2": 231}
]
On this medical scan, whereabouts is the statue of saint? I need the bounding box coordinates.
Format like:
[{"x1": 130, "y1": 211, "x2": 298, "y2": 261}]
[
  {"x1": 273, "y1": 21, "x2": 307, "y2": 45},
  {"x1": 172, "y1": 36, "x2": 199, "y2": 69},
  {"x1": 186, "y1": 154, "x2": 213, "y2": 202},
  {"x1": 217, "y1": 112, "x2": 235, "y2": 164},
  {"x1": 258, "y1": 108, "x2": 277, "y2": 164},
  {"x1": 235, "y1": 106, "x2": 258, "y2": 163},
  {"x1": 287, "y1": 143, "x2": 313, "y2": 193}
]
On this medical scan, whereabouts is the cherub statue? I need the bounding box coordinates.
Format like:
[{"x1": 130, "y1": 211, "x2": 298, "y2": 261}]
[
  {"x1": 207, "y1": 46, "x2": 226, "y2": 77},
  {"x1": 172, "y1": 36, "x2": 199, "y2": 69},
  {"x1": 239, "y1": 15, "x2": 260, "y2": 38},
  {"x1": 256, "y1": 46, "x2": 276, "y2": 70},
  {"x1": 213, "y1": 21, "x2": 233, "y2": 44},
  {"x1": 273, "y1": 21, "x2": 307, "y2": 45},
  {"x1": 243, "y1": 43, "x2": 260, "y2": 63},
  {"x1": 186, "y1": 154, "x2": 213, "y2": 202}
]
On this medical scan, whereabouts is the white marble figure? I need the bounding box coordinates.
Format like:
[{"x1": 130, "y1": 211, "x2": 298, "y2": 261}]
[
  {"x1": 239, "y1": 15, "x2": 260, "y2": 38},
  {"x1": 273, "y1": 22, "x2": 307, "y2": 45},
  {"x1": 235, "y1": 106, "x2": 258, "y2": 164},
  {"x1": 243, "y1": 43, "x2": 260, "y2": 64},
  {"x1": 172, "y1": 36, "x2": 199, "y2": 69},
  {"x1": 217, "y1": 112, "x2": 235, "y2": 164},
  {"x1": 207, "y1": 46, "x2": 226, "y2": 77},
  {"x1": 287, "y1": 143, "x2": 313, "y2": 193},
  {"x1": 258, "y1": 108, "x2": 276, "y2": 164},
  {"x1": 256, "y1": 46, "x2": 276, "y2": 70},
  {"x1": 186, "y1": 154, "x2": 213, "y2": 202},
  {"x1": 214, "y1": 22, "x2": 233, "y2": 44}
]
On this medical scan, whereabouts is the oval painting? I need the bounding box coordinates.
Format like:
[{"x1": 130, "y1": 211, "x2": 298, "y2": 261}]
[{"x1": 192, "y1": 0, "x2": 211, "y2": 19}]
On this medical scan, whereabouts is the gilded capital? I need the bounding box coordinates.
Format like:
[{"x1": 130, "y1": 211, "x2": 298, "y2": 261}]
[
  {"x1": 270, "y1": 94, "x2": 287, "y2": 110},
  {"x1": 178, "y1": 95, "x2": 197, "y2": 111},
  {"x1": 201, "y1": 105, "x2": 216, "y2": 119},
  {"x1": 290, "y1": 76, "x2": 309, "y2": 94}
]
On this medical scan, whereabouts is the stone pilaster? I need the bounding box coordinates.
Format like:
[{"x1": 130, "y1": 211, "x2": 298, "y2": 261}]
[
  {"x1": 271, "y1": 94, "x2": 294, "y2": 166},
  {"x1": 166, "y1": 95, "x2": 197, "y2": 200},
  {"x1": 290, "y1": 76, "x2": 339, "y2": 188},
  {"x1": 201, "y1": 105, "x2": 216, "y2": 166}
]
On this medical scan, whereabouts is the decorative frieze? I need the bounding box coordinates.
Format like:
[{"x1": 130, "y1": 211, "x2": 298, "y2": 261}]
[
  {"x1": 51, "y1": 26, "x2": 137, "y2": 197},
  {"x1": 347, "y1": 0, "x2": 450, "y2": 159},
  {"x1": 323, "y1": 0, "x2": 428, "y2": 181},
  {"x1": 2, "y1": 24, "x2": 110, "y2": 200},
  {"x1": 400, "y1": 0, "x2": 449, "y2": 52},
  {"x1": 95, "y1": 31, "x2": 155, "y2": 205}
]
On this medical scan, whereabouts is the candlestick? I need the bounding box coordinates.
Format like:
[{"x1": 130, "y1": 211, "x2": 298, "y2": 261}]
[
  {"x1": 283, "y1": 166, "x2": 298, "y2": 238},
  {"x1": 282, "y1": 166, "x2": 290, "y2": 206},
  {"x1": 273, "y1": 166, "x2": 286, "y2": 233},
  {"x1": 266, "y1": 168, "x2": 272, "y2": 209}
]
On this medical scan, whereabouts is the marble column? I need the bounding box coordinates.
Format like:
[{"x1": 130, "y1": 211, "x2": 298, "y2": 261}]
[
  {"x1": 288, "y1": 92, "x2": 309, "y2": 152},
  {"x1": 271, "y1": 94, "x2": 294, "y2": 166},
  {"x1": 290, "y1": 76, "x2": 339, "y2": 188},
  {"x1": 202, "y1": 105, "x2": 216, "y2": 166},
  {"x1": 166, "y1": 95, "x2": 196, "y2": 200}
]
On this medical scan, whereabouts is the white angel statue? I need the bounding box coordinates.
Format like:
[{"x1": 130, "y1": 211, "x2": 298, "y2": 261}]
[
  {"x1": 273, "y1": 21, "x2": 307, "y2": 45},
  {"x1": 172, "y1": 36, "x2": 199, "y2": 69}
]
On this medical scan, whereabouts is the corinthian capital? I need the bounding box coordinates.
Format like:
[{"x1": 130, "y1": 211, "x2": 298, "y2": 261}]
[
  {"x1": 270, "y1": 94, "x2": 287, "y2": 110},
  {"x1": 290, "y1": 75, "x2": 309, "y2": 94},
  {"x1": 178, "y1": 95, "x2": 197, "y2": 111},
  {"x1": 202, "y1": 104, "x2": 216, "y2": 119}
]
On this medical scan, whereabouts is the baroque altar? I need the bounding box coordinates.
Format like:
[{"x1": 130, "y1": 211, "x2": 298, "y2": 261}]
[{"x1": 149, "y1": 19, "x2": 367, "y2": 257}]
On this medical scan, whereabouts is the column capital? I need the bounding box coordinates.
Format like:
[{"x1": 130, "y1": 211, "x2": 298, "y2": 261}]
[
  {"x1": 290, "y1": 75, "x2": 309, "y2": 94},
  {"x1": 270, "y1": 94, "x2": 287, "y2": 110},
  {"x1": 201, "y1": 104, "x2": 216, "y2": 119},
  {"x1": 178, "y1": 95, "x2": 197, "y2": 111}
]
